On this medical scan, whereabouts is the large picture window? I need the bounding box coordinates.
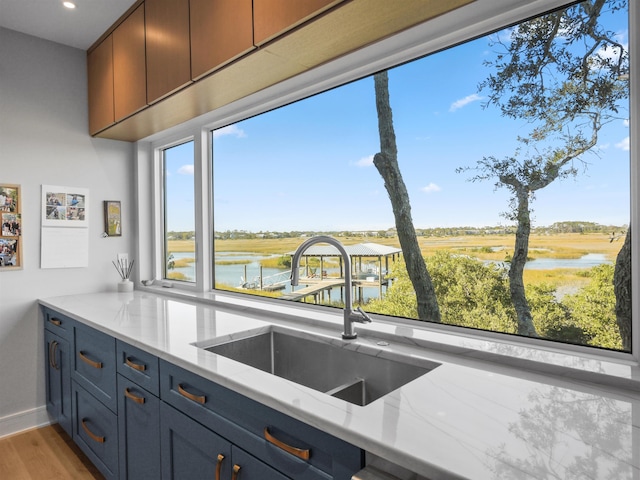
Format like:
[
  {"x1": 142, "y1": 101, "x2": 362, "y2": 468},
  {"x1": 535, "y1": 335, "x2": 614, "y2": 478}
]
[{"x1": 208, "y1": 0, "x2": 631, "y2": 351}]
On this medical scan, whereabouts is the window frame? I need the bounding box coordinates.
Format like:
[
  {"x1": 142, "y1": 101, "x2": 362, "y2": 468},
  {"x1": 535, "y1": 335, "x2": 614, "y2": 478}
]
[{"x1": 137, "y1": 0, "x2": 639, "y2": 366}]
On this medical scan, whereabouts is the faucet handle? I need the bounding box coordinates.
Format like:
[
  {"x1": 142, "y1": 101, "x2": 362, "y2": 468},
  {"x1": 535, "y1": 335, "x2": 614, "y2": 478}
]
[{"x1": 355, "y1": 306, "x2": 372, "y2": 324}]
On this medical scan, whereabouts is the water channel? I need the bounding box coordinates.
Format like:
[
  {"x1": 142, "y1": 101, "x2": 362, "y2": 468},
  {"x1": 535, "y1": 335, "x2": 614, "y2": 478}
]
[{"x1": 168, "y1": 251, "x2": 612, "y2": 303}]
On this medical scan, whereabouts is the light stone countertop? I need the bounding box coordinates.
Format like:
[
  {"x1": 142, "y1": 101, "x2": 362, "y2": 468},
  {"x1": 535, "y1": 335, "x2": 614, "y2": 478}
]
[{"x1": 40, "y1": 290, "x2": 640, "y2": 480}]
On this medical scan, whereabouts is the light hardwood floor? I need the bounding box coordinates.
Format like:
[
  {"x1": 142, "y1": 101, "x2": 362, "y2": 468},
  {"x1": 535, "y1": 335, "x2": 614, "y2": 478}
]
[{"x1": 0, "y1": 424, "x2": 103, "y2": 479}]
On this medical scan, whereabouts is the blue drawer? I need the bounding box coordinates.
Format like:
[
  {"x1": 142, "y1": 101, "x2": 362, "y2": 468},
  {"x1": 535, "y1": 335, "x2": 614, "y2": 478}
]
[
  {"x1": 42, "y1": 306, "x2": 74, "y2": 341},
  {"x1": 73, "y1": 323, "x2": 117, "y2": 412},
  {"x1": 116, "y1": 340, "x2": 160, "y2": 397}
]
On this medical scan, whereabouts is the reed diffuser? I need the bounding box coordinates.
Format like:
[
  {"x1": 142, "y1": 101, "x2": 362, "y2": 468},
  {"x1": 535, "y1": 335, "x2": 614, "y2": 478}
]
[{"x1": 113, "y1": 256, "x2": 134, "y2": 292}]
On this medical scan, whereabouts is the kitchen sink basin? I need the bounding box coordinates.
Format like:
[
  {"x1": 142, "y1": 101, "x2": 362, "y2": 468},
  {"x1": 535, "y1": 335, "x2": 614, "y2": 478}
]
[{"x1": 197, "y1": 327, "x2": 439, "y2": 406}]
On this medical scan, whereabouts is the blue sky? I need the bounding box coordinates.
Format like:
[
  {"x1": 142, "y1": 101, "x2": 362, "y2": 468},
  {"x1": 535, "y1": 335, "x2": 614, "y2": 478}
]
[{"x1": 167, "y1": 4, "x2": 630, "y2": 233}]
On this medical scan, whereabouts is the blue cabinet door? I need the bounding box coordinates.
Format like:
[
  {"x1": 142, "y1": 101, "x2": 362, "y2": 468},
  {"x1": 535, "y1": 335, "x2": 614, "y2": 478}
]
[
  {"x1": 160, "y1": 402, "x2": 233, "y2": 480},
  {"x1": 45, "y1": 329, "x2": 72, "y2": 436},
  {"x1": 231, "y1": 445, "x2": 291, "y2": 480},
  {"x1": 72, "y1": 381, "x2": 119, "y2": 479},
  {"x1": 117, "y1": 374, "x2": 161, "y2": 480}
]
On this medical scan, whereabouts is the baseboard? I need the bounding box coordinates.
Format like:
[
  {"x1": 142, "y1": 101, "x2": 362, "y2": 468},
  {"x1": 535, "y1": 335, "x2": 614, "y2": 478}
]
[{"x1": 0, "y1": 406, "x2": 52, "y2": 439}]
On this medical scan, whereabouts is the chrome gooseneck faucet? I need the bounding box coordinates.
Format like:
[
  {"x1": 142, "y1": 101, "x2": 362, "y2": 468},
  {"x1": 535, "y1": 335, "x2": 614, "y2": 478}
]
[{"x1": 290, "y1": 236, "x2": 372, "y2": 339}]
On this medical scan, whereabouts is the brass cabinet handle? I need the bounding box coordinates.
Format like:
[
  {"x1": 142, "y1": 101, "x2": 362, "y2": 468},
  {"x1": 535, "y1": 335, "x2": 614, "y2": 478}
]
[
  {"x1": 264, "y1": 427, "x2": 310, "y2": 460},
  {"x1": 49, "y1": 318, "x2": 62, "y2": 326},
  {"x1": 231, "y1": 464, "x2": 241, "y2": 480},
  {"x1": 125, "y1": 356, "x2": 146, "y2": 372},
  {"x1": 49, "y1": 340, "x2": 59, "y2": 370},
  {"x1": 81, "y1": 419, "x2": 105, "y2": 444},
  {"x1": 215, "y1": 454, "x2": 225, "y2": 480},
  {"x1": 177, "y1": 383, "x2": 206, "y2": 404},
  {"x1": 51, "y1": 341, "x2": 60, "y2": 370},
  {"x1": 78, "y1": 351, "x2": 103, "y2": 369},
  {"x1": 124, "y1": 387, "x2": 145, "y2": 404}
]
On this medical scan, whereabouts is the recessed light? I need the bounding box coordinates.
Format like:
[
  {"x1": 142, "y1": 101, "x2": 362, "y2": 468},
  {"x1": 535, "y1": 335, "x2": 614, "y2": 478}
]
[{"x1": 63, "y1": 1, "x2": 76, "y2": 9}]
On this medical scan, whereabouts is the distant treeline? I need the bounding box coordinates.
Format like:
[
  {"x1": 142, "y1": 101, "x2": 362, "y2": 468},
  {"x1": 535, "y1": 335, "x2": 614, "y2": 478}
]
[{"x1": 168, "y1": 221, "x2": 627, "y2": 241}]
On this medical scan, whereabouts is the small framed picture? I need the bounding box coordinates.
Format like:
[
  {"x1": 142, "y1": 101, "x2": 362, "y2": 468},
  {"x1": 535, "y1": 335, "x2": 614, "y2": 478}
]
[{"x1": 104, "y1": 200, "x2": 122, "y2": 237}]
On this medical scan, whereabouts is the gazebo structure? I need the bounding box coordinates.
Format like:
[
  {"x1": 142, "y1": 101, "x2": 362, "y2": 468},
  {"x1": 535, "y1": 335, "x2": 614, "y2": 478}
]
[{"x1": 285, "y1": 242, "x2": 402, "y2": 303}]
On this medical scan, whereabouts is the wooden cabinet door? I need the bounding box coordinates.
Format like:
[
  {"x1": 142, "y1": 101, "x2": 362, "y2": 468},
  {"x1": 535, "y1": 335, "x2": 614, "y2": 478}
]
[
  {"x1": 113, "y1": 3, "x2": 147, "y2": 121},
  {"x1": 190, "y1": 0, "x2": 254, "y2": 80},
  {"x1": 145, "y1": 0, "x2": 192, "y2": 103},
  {"x1": 87, "y1": 35, "x2": 114, "y2": 134},
  {"x1": 253, "y1": 0, "x2": 342, "y2": 45}
]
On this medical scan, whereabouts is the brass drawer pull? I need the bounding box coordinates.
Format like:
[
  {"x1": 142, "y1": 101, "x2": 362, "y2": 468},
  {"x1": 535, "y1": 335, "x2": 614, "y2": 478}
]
[
  {"x1": 231, "y1": 464, "x2": 241, "y2": 480},
  {"x1": 124, "y1": 387, "x2": 145, "y2": 404},
  {"x1": 178, "y1": 383, "x2": 206, "y2": 404},
  {"x1": 215, "y1": 454, "x2": 225, "y2": 480},
  {"x1": 49, "y1": 318, "x2": 62, "y2": 326},
  {"x1": 49, "y1": 340, "x2": 59, "y2": 370},
  {"x1": 50, "y1": 341, "x2": 59, "y2": 370},
  {"x1": 79, "y1": 351, "x2": 103, "y2": 369},
  {"x1": 81, "y1": 419, "x2": 105, "y2": 443},
  {"x1": 125, "y1": 357, "x2": 146, "y2": 372},
  {"x1": 264, "y1": 427, "x2": 310, "y2": 460}
]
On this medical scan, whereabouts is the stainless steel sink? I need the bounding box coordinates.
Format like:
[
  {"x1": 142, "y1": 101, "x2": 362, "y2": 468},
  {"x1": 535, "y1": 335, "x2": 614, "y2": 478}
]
[{"x1": 198, "y1": 327, "x2": 439, "y2": 406}]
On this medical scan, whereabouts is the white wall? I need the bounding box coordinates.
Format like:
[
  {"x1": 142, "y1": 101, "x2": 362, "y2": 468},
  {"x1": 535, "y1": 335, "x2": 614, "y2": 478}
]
[{"x1": 0, "y1": 27, "x2": 135, "y2": 436}]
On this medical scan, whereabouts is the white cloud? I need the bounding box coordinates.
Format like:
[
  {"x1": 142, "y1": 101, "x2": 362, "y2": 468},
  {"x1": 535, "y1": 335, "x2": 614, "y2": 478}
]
[
  {"x1": 213, "y1": 124, "x2": 246, "y2": 139},
  {"x1": 355, "y1": 155, "x2": 374, "y2": 167},
  {"x1": 615, "y1": 137, "x2": 630, "y2": 151},
  {"x1": 178, "y1": 165, "x2": 194, "y2": 175},
  {"x1": 623, "y1": 119, "x2": 630, "y2": 127},
  {"x1": 421, "y1": 183, "x2": 441, "y2": 194},
  {"x1": 449, "y1": 94, "x2": 483, "y2": 112}
]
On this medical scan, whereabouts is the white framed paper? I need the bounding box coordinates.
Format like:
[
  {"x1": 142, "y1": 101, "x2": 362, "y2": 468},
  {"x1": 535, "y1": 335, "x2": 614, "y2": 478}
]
[{"x1": 42, "y1": 185, "x2": 89, "y2": 227}]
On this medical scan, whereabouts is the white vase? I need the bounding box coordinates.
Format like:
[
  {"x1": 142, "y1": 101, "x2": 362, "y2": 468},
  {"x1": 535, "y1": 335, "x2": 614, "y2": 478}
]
[{"x1": 117, "y1": 279, "x2": 134, "y2": 292}]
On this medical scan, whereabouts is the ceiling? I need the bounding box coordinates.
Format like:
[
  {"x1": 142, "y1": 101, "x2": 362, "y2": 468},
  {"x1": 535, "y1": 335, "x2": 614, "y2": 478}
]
[{"x1": 0, "y1": 0, "x2": 137, "y2": 50}]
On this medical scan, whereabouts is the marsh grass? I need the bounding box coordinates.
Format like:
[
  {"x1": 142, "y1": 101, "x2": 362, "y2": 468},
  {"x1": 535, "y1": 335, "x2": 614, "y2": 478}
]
[
  {"x1": 171, "y1": 257, "x2": 195, "y2": 268},
  {"x1": 523, "y1": 268, "x2": 591, "y2": 288},
  {"x1": 216, "y1": 284, "x2": 282, "y2": 298},
  {"x1": 216, "y1": 259, "x2": 252, "y2": 265}
]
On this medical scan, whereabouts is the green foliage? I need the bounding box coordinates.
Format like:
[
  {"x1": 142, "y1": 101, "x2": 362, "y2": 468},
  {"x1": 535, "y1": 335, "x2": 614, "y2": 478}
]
[
  {"x1": 526, "y1": 283, "x2": 588, "y2": 345},
  {"x1": 369, "y1": 252, "x2": 517, "y2": 333},
  {"x1": 563, "y1": 264, "x2": 622, "y2": 350},
  {"x1": 368, "y1": 253, "x2": 622, "y2": 350}
]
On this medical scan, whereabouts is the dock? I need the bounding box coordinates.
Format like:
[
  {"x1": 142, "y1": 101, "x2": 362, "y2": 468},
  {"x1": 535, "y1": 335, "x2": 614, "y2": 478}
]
[{"x1": 280, "y1": 278, "x2": 345, "y2": 301}]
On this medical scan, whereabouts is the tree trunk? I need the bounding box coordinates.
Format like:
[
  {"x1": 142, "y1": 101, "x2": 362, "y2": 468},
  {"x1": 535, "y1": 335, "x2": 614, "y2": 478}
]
[
  {"x1": 373, "y1": 72, "x2": 441, "y2": 322},
  {"x1": 509, "y1": 188, "x2": 538, "y2": 336},
  {"x1": 614, "y1": 227, "x2": 631, "y2": 351}
]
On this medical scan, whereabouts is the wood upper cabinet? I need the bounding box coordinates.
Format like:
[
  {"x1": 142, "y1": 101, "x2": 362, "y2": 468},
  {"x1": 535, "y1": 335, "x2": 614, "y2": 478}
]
[
  {"x1": 113, "y1": 3, "x2": 146, "y2": 122},
  {"x1": 253, "y1": 0, "x2": 343, "y2": 46},
  {"x1": 190, "y1": 0, "x2": 254, "y2": 81},
  {"x1": 87, "y1": 35, "x2": 114, "y2": 135},
  {"x1": 145, "y1": 0, "x2": 192, "y2": 104}
]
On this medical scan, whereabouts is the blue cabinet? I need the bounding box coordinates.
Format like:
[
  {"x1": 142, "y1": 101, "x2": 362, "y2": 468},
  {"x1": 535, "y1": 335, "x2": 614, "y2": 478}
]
[
  {"x1": 161, "y1": 402, "x2": 290, "y2": 480},
  {"x1": 117, "y1": 374, "x2": 161, "y2": 479},
  {"x1": 161, "y1": 401, "x2": 234, "y2": 479},
  {"x1": 161, "y1": 361, "x2": 362, "y2": 479},
  {"x1": 42, "y1": 305, "x2": 363, "y2": 480},
  {"x1": 44, "y1": 328, "x2": 72, "y2": 436},
  {"x1": 116, "y1": 338, "x2": 162, "y2": 479},
  {"x1": 72, "y1": 380, "x2": 119, "y2": 479},
  {"x1": 73, "y1": 322, "x2": 118, "y2": 412}
]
